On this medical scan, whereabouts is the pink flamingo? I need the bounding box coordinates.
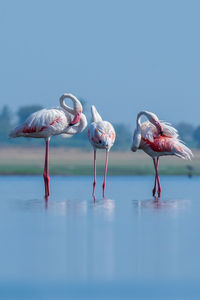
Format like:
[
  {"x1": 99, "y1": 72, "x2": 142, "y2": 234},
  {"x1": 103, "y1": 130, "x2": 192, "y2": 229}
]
[
  {"x1": 10, "y1": 94, "x2": 87, "y2": 199},
  {"x1": 131, "y1": 111, "x2": 193, "y2": 197},
  {"x1": 88, "y1": 106, "x2": 116, "y2": 198}
]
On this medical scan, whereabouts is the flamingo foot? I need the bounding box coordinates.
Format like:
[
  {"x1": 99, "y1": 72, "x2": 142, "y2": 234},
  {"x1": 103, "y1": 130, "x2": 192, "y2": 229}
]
[
  {"x1": 44, "y1": 196, "x2": 49, "y2": 209},
  {"x1": 93, "y1": 194, "x2": 96, "y2": 203},
  {"x1": 45, "y1": 192, "x2": 49, "y2": 199},
  {"x1": 152, "y1": 187, "x2": 156, "y2": 197},
  {"x1": 43, "y1": 174, "x2": 50, "y2": 198},
  {"x1": 157, "y1": 188, "x2": 161, "y2": 198},
  {"x1": 102, "y1": 183, "x2": 106, "y2": 198},
  {"x1": 92, "y1": 181, "x2": 96, "y2": 197}
]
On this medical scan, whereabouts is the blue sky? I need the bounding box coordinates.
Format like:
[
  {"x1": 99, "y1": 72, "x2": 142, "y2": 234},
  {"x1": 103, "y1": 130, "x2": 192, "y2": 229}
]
[{"x1": 0, "y1": 0, "x2": 199, "y2": 129}]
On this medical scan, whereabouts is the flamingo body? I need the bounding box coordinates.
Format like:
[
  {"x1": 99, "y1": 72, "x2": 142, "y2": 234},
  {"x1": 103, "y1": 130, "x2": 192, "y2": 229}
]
[
  {"x1": 10, "y1": 94, "x2": 87, "y2": 199},
  {"x1": 138, "y1": 121, "x2": 192, "y2": 159},
  {"x1": 88, "y1": 121, "x2": 115, "y2": 150},
  {"x1": 88, "y1": 106, "x2": 115, "y2": 198},
  {"x1": 10, "y1": 108, "x2": 72, "y2": 139},
  {"x1": 131, "y1": 111, "x2": 192, "y2": 197}
]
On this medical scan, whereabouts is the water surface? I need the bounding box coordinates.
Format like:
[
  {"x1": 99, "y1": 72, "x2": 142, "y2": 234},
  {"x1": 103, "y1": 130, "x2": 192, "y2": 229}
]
[{"x1": 0, "y1": 175, "x2": 199, "y2": 299}]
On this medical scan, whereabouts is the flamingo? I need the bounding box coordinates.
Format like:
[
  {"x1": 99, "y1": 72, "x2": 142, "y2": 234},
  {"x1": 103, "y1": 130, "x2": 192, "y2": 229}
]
[
  {"x1": 88, "y1": 106, "x2": 116, "y2": 198},
  {"x1": 9, "y1": 94, "x2": 87, "y2": 199},
  {"x1": 131, "y1": 111, "x2": 193, "y2": 197}
]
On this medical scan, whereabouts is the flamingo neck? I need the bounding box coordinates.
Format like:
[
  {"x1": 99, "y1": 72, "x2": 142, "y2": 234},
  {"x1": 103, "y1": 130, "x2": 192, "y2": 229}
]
[
  {"x1": 136, "y1": 111, "x2": 162, "y2": 134},
  {"x1": 60, "y1": 94, "x2": 82, "y2": 115},
  {"x1": 136, "y1": 112, "x2": 144, "y2": 128}
]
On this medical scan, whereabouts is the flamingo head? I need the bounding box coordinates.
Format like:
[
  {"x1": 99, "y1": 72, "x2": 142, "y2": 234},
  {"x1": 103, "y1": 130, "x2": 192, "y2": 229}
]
[
  {"x1": 90, "y1": 122, "x2": 115, "y2": 150},
  {"x1": 70, "y1": 110, "x2": 82, "y2": 125}
]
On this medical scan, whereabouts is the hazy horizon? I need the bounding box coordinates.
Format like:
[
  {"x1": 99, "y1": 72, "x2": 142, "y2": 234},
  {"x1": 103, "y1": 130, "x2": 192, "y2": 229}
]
[{"x1": 1, "y1": 0, "x2": 200, "y2": 129}]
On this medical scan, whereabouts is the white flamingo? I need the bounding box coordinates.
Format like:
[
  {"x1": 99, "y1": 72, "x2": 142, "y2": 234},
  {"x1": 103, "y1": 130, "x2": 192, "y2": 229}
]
[
  {"x1": 10, "y1": 94, "x2": 87, "y2": 199},
  {"x1": 88, "y1": 106, "x2": 115, "y2": 198},
  {"x1": 131, "y1": 111, "x2": 193, "y2": 197}
]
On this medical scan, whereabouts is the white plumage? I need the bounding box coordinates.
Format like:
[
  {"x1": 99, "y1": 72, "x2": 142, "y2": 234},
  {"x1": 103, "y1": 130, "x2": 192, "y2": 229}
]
[
  {"x1": 88, "y1": 105, "x2": 116, "y2": 198},
  {"x1": 9, "y1": 93, "x2": 88, "y2": 199},
  {"x1": 131, "y1": 111, "x2": 193, "y2": 197},
  {"x1": 132, "y1": 111, "x2": 192, "y2": 159},
  {"x1": 10, "y1": 94, "x2": 87, "y2": 139},
  {"x1": 88, "y1": 106, "x2": 115, "y2": 151}
]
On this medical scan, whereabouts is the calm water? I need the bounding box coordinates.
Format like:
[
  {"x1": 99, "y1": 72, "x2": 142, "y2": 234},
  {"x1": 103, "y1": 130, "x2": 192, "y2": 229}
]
[{"x1": 0, "y1": 175, "x2": 200, "y2": 299}]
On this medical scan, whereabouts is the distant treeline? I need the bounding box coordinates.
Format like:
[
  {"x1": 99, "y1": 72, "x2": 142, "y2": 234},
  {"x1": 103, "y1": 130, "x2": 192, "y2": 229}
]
[{"x1": 0, "y1": 104, "x2": 199, "y2": 150}]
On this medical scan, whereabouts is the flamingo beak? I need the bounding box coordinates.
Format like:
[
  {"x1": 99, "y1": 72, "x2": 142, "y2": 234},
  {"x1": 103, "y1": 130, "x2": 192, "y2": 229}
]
[{"x1": 70, "y1": 112, "x2": 81, "y2": 125}]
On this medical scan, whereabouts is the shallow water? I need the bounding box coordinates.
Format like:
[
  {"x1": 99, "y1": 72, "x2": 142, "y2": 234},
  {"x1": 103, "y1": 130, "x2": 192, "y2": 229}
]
[{"x1": 0, "y1": 175, "x2": 200, "y2": 299}]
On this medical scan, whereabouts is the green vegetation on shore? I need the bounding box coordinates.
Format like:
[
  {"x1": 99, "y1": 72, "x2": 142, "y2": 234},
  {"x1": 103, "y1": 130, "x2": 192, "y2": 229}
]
[
  {"x1": 0, "y1": 164, "x2": 197, "y2": 176},
  {"x1": 0, "y1": 147, "x2": 198, "y2": 176}
]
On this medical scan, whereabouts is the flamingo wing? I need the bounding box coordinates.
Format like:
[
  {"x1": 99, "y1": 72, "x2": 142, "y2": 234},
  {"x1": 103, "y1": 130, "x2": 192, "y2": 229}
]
[
  {"x1": 10, "y1": 109, "x2": 68, "y2": 138},
  {"x1": 142, "y1": 136, "x2": 175, "y2": 153},
  {"x1": 142, "y1": 135, "x2": 192, "y2": 159},
  {"x1": 142, "y1": 120, "x2": 178, "y2": 139},
  {"x1": 24, "y1": 109, "x2": 65, "y2": 131},
  {"x1": 160, "y1": 121, "x2": 178, "y2": 138}
]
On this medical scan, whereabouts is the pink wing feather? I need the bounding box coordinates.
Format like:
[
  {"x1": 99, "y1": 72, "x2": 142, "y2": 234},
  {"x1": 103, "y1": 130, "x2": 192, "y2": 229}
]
[{"x1": 10, "y1": 109, "x2": 67, "y2": 138}]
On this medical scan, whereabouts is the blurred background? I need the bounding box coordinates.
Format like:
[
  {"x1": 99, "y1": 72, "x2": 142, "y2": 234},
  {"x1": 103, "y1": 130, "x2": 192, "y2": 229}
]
[
  {"x1": 1, "y1": 2, "x2": 200, "y2": 300},
  {"x1": 1, "y1": 0, "x2": 200, "y2": 176},
  {"x1": 0, "y1": 0, "x2": 200, "y2": 149}
]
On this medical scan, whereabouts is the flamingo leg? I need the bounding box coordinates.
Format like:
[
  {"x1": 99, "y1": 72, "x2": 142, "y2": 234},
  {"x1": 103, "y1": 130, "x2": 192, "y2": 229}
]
[
  {"x1": 152, "y1": 158, "x2": 157, "y2": 196},
  {"x1": 152, "y1": 157, "x2": 161, "y2": 197},
  {"x1": 43, "y1": 139, "x2": 50, "y2": 199},
  {"x1": 156, "y1": 157, "x2": 161, "y2": 197},
  {"x1": 93, "y1": 149, "x2": 97, "y2": 198},
  {"x1": 102, "y1": 150, "x2": 109, "y2": 198}
]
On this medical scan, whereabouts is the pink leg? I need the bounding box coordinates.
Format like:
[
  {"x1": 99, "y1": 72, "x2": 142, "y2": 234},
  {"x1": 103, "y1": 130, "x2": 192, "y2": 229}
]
[
  {"x1": 93, "y1": 150, "x2": 97, "y2": 199},
  {"x1": 102, "y1": 150, "x2": 109, "y2": 198},
  {"x1": 152, "y1": 158, "x2": 157, "y2": 196},
  {"x1": 156, "y1": 157, "x2": 161, "y2": 197},
  {"x1": 43, "y1": 139, "x2": 50, "y2": 199},
  {"x1": 153, "y1": 157, "x2": 161, "y2": 197}
]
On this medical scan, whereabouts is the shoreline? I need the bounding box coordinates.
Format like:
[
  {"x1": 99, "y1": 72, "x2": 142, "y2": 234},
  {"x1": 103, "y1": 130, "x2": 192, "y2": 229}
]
[{"x1": 0, "y1": 147, "x2": 198, "y2": 176}]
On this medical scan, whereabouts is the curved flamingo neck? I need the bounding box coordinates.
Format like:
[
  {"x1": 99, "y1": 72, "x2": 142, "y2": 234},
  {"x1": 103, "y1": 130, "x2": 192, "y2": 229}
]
[
  {"x1": 136, "y1": 112, "x2": 146, "y2": 128},
  {"x1": 136, "y1": 111, "x2": 162, "y2": 134},
  {"x1": 59, "y1": 94, "x2": 82, "y2": 115},
  {"x1": 137, "y1": 111, "x2": 150, "y2": 126}
]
